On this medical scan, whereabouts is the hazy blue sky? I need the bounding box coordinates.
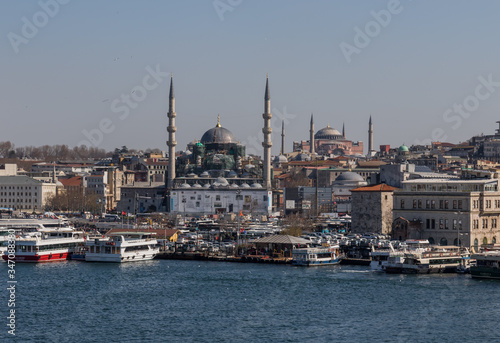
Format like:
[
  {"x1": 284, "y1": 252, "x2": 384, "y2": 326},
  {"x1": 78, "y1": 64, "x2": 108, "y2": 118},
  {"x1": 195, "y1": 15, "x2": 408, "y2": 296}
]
[{"x1": 2, "y1": 0, "x2": 500, "y2": 156}]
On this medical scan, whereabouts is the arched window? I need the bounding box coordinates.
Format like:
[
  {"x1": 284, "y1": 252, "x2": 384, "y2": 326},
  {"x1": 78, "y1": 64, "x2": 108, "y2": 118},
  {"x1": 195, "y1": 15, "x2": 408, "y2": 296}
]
[
  {"x1": 493, "y1": 237, "x2": 497, "y2": 244},
  {"x1": 474, "y1": 238, "x2": 479, "y2": 250},
  {"x1": 428, "y1": 237, "x2": 435, "y2": 244},
  {"x1": 483, "y1": 237, "x2": 488, "y2": 246},
  {"x1": 453, "y1": 238, "x2": 461, "y2": 246},
  {"x1": 440, "y1": 237, "x2": 448, "y2": 246}
]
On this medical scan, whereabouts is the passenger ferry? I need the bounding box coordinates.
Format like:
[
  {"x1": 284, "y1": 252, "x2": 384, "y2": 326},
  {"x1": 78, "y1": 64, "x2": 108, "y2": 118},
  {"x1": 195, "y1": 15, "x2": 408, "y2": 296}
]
[
  {"x1": 385, "y1": 245, "x2": 465, "y2": 274},
  {"x1": 470, "y1": 251, "x2": 500, "y2": 279},
  {"x1": 370, "y1": 246, "x2": 405, "y2": 272},
  {"x1": 292, "y1": 245, "x2": 341, "y2": 266},
  {"x1": 85, "y1": 232, "x2": 159, "y2": 262},
  {"x1": 2, "y1": 227, "x2": 85, "y2": 262}
]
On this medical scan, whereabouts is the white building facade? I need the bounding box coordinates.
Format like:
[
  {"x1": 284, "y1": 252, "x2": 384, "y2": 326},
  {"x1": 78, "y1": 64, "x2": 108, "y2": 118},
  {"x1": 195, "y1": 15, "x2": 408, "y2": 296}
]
[{"x1": 0, "y1": 175, "x2": 56, "y2": 212}]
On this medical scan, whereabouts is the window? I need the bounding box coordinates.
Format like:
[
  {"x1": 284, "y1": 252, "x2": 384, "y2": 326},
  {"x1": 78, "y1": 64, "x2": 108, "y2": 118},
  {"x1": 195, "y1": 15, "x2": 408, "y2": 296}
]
[
  {"x1": 483, "y1": 219, "x2": 488, "y2": 229},
  {"x1": 413, "y1": 200, "x2": 417, "y2": 209},
  {"x1": 400, "y1": 200, "x2": 405, "y2": 209},
  {"x1": 445, "y1": 200, "x2": 449, "y2": 209},
  {"x1": 418, "y1": 200, "x2": 422, "y2": 209},
  {"x1": 453, "y1": 200, "x2": 457, "y2": 209},
  {"x1": 426, "y1": 200, "x2": 430, "y2": 209},
  {"x1": 216, "y1": 195, "x2": 221, "y2": 201},
  {"x1": 431, "y1": 200, "x2": 436, "y2": 209},
  {"x1": 458, "y1": 200, "x2": 463, "y2": 209},
  {"x1": 440, "y1": 200, "x2": 444, "y2": 209},
  {"x1": 445, "y1": 219, "x2": 449, "y2": 230},
  {"x1": 426, "y1": 219, "x2": 430, "y2": 229},
  {"x1": 439, "y1": 219, "x2": 444, "y2": 229}
]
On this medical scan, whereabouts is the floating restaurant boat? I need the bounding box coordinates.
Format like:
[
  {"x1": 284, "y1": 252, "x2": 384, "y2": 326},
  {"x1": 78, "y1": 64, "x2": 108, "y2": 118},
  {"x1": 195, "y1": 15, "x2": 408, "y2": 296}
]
[
  {"x1": 369, "y1": 244, "x2": 405, "y2": 272},
  {"x1": 85, "y1": 232, "x2": 159, "y2": 263},
  {"x1": 292, "y1": 245, "x2": 341, "y2": 266},
  {"x1": 2, "y1": 227, "x2": 85, "y2": 262},
  {"x1": 470, "y1": 251, "x2": 500, "y2": 279}
]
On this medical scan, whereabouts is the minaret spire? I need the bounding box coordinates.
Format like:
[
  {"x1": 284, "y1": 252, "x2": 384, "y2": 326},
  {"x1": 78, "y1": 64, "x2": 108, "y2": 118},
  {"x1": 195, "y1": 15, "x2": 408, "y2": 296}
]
[
  {"x1": 262, "y1": 75, "x2": 272, "y2": 192},
  {"x1": 167, "y1": 74, "x2": 177, "y2": 194},
  {"x1": 368, "y1": 115, "x2": 374, "y2": 157},
  {"x1": 342, "y1": 122, "x2": 345, "y2": 139},
  {"x1": 310, "y1": 113, "x2": 315, "y2": 155},
  {"x1": 281, "y1": 120, "x2": 285, "y2": 156}
]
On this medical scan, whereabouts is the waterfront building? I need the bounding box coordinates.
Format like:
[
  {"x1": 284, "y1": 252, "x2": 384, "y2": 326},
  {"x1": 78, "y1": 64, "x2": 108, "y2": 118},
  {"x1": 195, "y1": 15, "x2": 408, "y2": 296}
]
[
  {"x1": 392, "y1": 170, "x2": 500, "y2": 250},
  {"x1": 0, "y1": 175, "x2": 56, "y2": 212},
  {"x1": 351, "y1": 184, "x2": 398, "y2": 234},
  {"x1": 117, "y1": 182, "x2": 167, "y2": 214}
]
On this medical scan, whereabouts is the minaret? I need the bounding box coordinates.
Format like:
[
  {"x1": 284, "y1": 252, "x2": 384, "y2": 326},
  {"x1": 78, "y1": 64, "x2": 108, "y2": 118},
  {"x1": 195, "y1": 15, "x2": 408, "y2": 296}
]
[
  {"x1": 262, "y1": 75, "x2": 272, "y2": 190},
  {"x1": 167, "y1": 74, "x2": 177, "y2": 190},
  {"x1": 310, "y1": 113, "x2": 315, "y2": 155},
  {"x1": 342, "y1": 122, "x2": 346, "y2": 139},
  {"x1": 281, "y1": 120, "x2": 285, "y2": 156},
  {"x1": 368, "y1": 115, "x2": 374, "y2": 156}
]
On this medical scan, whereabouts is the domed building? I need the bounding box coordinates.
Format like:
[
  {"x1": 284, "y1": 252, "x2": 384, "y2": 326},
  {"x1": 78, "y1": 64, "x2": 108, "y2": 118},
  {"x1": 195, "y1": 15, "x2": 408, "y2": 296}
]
[
  {"x1": 331, "y1": 171, "x2": 368, "y2": 213},
  {"x1": 165, "y1": 77, "x2": 273, "y2": 216},
  {"x1": 293, "y1": 115, "x2": 364, "y2": 156}
]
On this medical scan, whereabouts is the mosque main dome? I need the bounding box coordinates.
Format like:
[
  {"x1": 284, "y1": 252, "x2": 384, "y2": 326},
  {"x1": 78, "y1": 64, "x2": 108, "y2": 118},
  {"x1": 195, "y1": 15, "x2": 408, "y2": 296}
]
[
  {"x1": 200, "y1": 116, "x2": 237, "y2": 144},
  {"x1": 315, "y1": 124, "x2": 343, "y2": 140}
]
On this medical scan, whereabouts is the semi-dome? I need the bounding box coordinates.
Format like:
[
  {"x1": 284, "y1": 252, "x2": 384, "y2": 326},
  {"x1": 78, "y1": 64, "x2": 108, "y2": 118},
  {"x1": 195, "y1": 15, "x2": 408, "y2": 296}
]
[
  {"x1": 273, "y1": 155, "x2": 288, "y2": 163},
  {"x1": 315, "y1": 124, "x2": 343, "y2": 140},
  {"x1": 213, "y1": 177, "x2": 229, "y2": 186},
  {"x1": 200, "y1": 116, "x2": 237, "y2": 144},
  {"x1": 335, "y1": 171, "x2": 364, "y2": 182}
]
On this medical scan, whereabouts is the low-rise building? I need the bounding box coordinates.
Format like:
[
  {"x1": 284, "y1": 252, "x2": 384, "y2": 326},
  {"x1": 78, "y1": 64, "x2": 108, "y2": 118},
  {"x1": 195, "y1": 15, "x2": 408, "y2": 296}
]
[{"x1": 0, "y1": 175, "x2": 56, "y2": 212}]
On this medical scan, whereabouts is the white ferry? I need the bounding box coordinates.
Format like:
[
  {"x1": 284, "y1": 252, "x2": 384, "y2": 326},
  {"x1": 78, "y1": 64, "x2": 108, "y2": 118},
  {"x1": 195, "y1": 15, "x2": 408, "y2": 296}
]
[
  {"x1": 2, "y1": 227, "x2": 85, "y2": 263},
  {"x1": 370, "y1": 243, "x2": 406, "y2": 272},
  {"x1": 85, "y1": 232, "x2": 159, "y2": 263},
  {"x1": 385, "y1": 244, "x2": 466, "y2": 274},
  {"x1": 292, "y1": 245, "x2": 341, "y2": 266}
]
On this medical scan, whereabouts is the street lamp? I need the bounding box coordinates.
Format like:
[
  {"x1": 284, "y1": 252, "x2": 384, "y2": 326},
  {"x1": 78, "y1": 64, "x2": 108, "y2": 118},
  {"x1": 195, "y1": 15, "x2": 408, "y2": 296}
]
[{"x1": 236, "y1": 190, "x2": 241, "y2": 249}]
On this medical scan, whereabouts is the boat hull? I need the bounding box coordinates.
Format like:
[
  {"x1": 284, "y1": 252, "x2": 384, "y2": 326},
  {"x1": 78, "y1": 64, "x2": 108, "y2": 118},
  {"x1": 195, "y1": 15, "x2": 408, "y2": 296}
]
[
  {"x1": 2, "y1": 252, "x2": 70, "y2": 263},
  {"x1": 470, "y1": 267, "x2": 500, "y2": 279},
  {"x1": 85, "y1": 251, "x2": 157, "y2": 263},
  {"x1": 292, "y1": 258, "x2": 341, "y2": 267}
]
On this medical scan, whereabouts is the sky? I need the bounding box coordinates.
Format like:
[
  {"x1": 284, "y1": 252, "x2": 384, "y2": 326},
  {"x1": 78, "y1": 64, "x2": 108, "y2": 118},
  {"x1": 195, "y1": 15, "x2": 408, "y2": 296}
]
[{"x1": 2, "y1": 0, "x2": 500, "y2": 157}]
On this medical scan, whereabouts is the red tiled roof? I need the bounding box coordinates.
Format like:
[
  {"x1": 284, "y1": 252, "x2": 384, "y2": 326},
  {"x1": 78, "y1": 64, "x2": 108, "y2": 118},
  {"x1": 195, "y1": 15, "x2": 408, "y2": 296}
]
[
  {"x1": 59, "y1": 176, "x2": 82, "y2": 187},
  {"x1": 351, "y1": 184, "x2": 399, "y2": 192}
]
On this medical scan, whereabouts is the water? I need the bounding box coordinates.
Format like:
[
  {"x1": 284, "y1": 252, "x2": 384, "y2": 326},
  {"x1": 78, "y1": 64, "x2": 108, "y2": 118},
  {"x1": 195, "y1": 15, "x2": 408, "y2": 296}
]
[{"x1": 1, "y1": 260, "x2": 499, "y2": 343}]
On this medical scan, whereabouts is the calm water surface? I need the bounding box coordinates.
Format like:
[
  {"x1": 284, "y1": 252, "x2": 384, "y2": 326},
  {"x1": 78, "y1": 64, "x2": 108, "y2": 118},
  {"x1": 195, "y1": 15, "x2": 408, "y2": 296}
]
[{"x1": 1, "y1": 260, "x2": 499, "y2": 343}]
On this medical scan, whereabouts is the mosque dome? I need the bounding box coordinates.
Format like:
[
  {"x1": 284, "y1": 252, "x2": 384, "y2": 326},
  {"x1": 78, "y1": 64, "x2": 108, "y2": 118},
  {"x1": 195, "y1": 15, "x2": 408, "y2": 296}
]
[
  {"x1": 179, "y1": 183, "x2": 191, "y2": 188},
  {"x1": 398, "y1": 145, "x2": 409, "y2": 152},
  {"x1": 200, "y1": 116, "x2": 237, "y2": 144},
  {"x1": 213, "y1": 177, "x2": 229, "y2": 187},
  {"x1": 315, "y1": 125, "x2": 343, "y2": 140},
  {"x1": 293, "y1": 153, "x2": 311, "y2": 162},
  {"x1": 335, "y1": 172, "x2": 364, "y2": 182},
  {"x1": 273, "y1": 155, "x2": 288, "y2": 163}
]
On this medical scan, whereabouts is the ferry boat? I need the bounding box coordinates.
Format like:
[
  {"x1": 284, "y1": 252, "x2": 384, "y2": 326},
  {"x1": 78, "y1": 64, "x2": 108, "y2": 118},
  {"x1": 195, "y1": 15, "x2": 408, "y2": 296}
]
[
  {"x1": 2, "y1": 228, "x2": 85, "y2": 262},
  {"x1": 85, "y1": 232, "x2": 159, "y2": 262},
  {"x1": 292, "y1": 245, "x2": 341, "y2": 266},
  {"x1": 370, "y1": 244, "x2": 405, "y2": 272},
  {"x1": 385, "y1": 245, "x2": 466, "y2": 274},
  {"x1": 470, "y1": 251, "x2": 500, "y2": 279}
]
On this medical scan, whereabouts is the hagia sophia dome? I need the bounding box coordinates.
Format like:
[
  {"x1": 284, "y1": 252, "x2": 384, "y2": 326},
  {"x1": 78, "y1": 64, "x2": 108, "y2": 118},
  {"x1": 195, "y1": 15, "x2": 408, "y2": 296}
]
[{"x1": 314, "y1": 124, "x2": 343, "y2": 140}]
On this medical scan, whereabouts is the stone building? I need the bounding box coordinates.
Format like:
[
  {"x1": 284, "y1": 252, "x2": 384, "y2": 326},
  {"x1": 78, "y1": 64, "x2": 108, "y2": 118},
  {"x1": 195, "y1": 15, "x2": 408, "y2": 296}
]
[
  {"x1": 351, "y1": 184, "x2": 398, "y2": 234},
  {"x1": 392, "y1": 170, "x2": 500, "y2": 250}
]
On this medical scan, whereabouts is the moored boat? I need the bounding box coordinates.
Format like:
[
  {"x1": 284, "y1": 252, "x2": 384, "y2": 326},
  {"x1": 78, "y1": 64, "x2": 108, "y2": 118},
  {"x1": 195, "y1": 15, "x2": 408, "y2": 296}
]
[
  {"x1": 292, "y1": 245, "x2": 341, "y2": 266},
  {"x1": 2, "y1": 227, "x2": 85, "y2": 262},
  {"x1": 85, "y1": 232, "x2": 159, "y2": 263},
  {"x1": 470, "y1": 251, "x2": 500, "y2": 279}
]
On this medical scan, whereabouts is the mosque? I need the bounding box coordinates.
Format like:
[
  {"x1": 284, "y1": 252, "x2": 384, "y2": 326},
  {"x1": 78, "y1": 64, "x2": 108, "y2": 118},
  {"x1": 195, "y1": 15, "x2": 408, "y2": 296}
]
[
  {"x1": 292, "y1": 115, "x2": 375, "y2": 158},
  {"x1": 165, "y1": 76, "x2": 273, "y2": 215}
]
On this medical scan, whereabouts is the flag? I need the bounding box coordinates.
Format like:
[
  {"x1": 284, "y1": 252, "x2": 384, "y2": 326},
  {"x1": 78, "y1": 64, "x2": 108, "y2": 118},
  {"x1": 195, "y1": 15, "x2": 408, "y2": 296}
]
[
  {"x1": 239, "y1": 210, "x2": 243, "y2": 217},
  {"x1": 121, "y1": 211, "x2": 126, "y2": 216}
]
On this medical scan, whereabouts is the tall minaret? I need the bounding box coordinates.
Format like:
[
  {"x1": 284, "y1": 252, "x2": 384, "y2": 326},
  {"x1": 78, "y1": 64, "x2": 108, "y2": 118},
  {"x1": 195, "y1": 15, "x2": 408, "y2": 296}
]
[
  {"x1": 281, "y1": 120, "x2": 285, "y2": 156},
  {"x1": 262, "y1": 75, "x2": 272, "y2": 190},
  {"x1": 167, "y1": 75, "x2": 177, "y2": 190},
  {"x1": 342, "y1": 122, "x2": 346, "y2": 139},
  {"x1": 310, "y1": 113, "x2": 315, "y2": 155},
  {"x1": 368, "y1": 115, "x2": 374, "y2": 156}
]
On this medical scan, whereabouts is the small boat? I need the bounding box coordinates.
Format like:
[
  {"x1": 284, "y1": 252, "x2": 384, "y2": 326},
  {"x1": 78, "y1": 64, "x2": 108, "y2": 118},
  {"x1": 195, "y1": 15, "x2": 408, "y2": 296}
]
[
  {"x1": 292, "y1": 245, "x2": 341, "y2": 266},
  {"x1": 85, "y1": 232, "x2": 159, "y2": 263},
  {"x1": 2, "y1": 228, "x2": 85, "y2": 263},
  {"x1": 470, "y1": 251, "x2": 500, "y2": 279}
]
